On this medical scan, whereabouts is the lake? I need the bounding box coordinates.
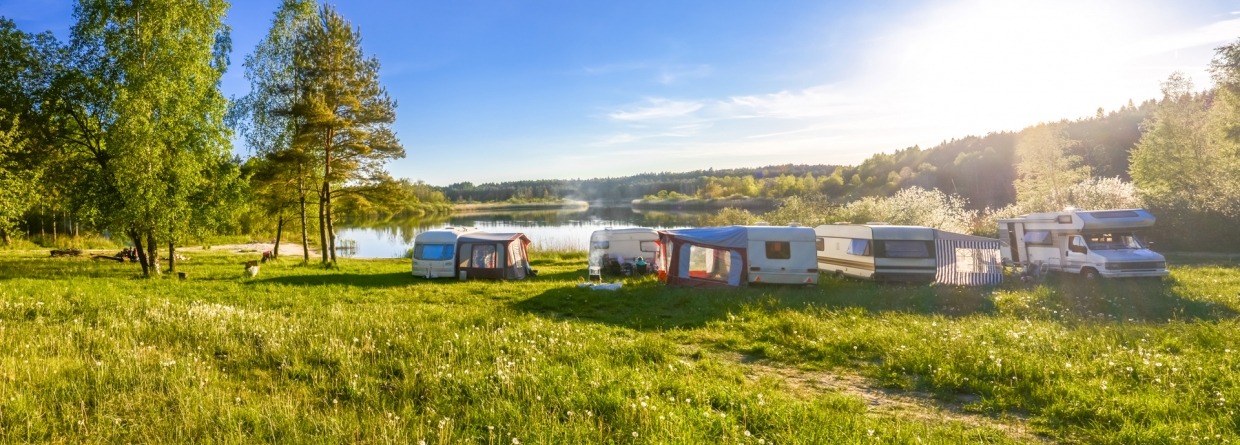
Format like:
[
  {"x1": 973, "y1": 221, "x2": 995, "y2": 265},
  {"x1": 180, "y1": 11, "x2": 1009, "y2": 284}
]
[{"x1": 335, "y1": 207, "x2": 707, "y2": 258}]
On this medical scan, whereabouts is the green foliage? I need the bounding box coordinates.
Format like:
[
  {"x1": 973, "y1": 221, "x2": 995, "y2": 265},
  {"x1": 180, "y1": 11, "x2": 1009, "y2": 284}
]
[
  {"x1": 54, "y1": 0, "x2": 236, "y2": 275},
  {"x1": 0, "y1": 113, "x2": 39, "y2": 243},
  {"x1": 1131, "y1": 72, "x2": 1240, "y2": 250},
  {"x1": 1014, "y1": 123, "x2": 1090, "y2": 212}
]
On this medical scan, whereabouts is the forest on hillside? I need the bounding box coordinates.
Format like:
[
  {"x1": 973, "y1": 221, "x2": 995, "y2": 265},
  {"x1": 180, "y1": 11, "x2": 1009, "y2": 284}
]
[{"x1": 440, "y1": 101, "x2": 1152, "y2": 210}]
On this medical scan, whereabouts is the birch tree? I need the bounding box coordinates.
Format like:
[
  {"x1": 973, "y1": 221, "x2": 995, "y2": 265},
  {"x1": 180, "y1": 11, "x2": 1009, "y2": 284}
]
[{"x1": 67, "y1": 0, "x2": 234, "y2": 276}]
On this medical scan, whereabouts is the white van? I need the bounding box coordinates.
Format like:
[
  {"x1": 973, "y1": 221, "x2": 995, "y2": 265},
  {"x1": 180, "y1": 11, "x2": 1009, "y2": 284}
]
[
  {"x1": 411, "y1": 227, "x2": 479, "y2": 278},
  {"x1": 997, "y1": 208, "x2": 1168, "y2": 279},
  {"x1": 814, "y1": 224, "x2": 936, "y2": 282}
]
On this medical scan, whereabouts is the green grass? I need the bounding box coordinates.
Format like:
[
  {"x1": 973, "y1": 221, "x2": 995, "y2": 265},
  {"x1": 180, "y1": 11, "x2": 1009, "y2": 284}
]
[{"x1": 1, "y1": 249, "x2": 1239, "y2": 444}]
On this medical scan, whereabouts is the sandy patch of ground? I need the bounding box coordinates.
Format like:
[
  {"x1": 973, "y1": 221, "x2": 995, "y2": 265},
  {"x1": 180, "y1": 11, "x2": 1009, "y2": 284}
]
[{"x1": 181, "y1": 242, "x2": 317, "y2": 257}]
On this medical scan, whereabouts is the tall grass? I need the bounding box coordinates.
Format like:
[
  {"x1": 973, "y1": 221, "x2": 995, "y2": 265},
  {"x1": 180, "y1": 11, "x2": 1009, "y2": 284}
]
[{"x1": 1, "y1": 250, "x2": 1238, "y2": 443}]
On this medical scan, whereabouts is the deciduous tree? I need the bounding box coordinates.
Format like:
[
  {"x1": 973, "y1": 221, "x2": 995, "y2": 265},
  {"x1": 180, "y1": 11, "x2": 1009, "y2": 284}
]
[{"x1": 1014, "y1": 123, "x2": 1089, "y2": 212}]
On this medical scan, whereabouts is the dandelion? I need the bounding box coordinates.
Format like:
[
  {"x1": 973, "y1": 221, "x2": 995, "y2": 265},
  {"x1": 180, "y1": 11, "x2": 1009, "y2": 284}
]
[
  {"x1": 745, "y1": 430, "x2": 752, "y2": 437},
  {"x1": 512, "y1": 438, "x2": 520, "y2": 445},
  {"x1": 632, "y1": 432, "x2": 639, "y2": 438}
]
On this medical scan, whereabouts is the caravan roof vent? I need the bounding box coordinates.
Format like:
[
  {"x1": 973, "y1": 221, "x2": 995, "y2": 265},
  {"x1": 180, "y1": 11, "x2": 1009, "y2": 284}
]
[
  {"x1": 866, "y1": 221, "x2": 890, "y2": 225},
  {"x1": 754, "y1": 221, "x2": 770, "y2": 226},
  {"x1": 788, "y1": 222, "x2": 801, "y2": 227}
]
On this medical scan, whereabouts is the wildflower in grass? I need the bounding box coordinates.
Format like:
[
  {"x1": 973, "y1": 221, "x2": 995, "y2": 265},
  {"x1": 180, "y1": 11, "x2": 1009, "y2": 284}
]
[{"x1": 632, "y1": 432, "x2": 638, "y2": 438}]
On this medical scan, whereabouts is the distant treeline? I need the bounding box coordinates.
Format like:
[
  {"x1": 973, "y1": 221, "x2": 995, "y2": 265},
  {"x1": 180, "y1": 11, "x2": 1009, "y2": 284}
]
[{"x1": 438, "y1": 101, "x2": 1152, "y2": 209}]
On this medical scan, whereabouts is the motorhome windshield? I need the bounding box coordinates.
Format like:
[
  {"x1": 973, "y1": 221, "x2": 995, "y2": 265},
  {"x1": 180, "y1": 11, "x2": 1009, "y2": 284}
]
[{"x1": 1084, "y1": 233, "x2": 1144, "y2": 250}]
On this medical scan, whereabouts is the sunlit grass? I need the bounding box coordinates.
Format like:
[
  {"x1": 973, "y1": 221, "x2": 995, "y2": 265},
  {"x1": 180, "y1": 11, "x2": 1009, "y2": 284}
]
[{"x1": 1, "y1": 250, "x2": 1238, "y2": 443}]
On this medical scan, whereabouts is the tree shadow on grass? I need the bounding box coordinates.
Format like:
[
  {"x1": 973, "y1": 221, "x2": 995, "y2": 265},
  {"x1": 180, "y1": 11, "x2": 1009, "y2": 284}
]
[
  {"x1": 1010, "y1": 274, "x2": 1239, "y2": 322},
  {"x1": 249, "y1": 271, "x2": 420, "y2": 288},
  {"x1": 515, "y1": 271, "x2": 1239, "y2": 331},
  {"x1": 512, "y1": 275, "x2": 1002, "y2": 331}
]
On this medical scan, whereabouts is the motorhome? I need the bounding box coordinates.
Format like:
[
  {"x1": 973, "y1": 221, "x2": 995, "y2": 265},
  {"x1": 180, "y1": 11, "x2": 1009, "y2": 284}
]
[
  {"x1": 814, "y1": 224, "x2": 937, "y2": 282},
  {"x1": 588, "y1": 228, "x2": 662, "y2": 279},
  {"x1": 411, "y1": 227, "x2": 478, "y2": 278},
  {"x1": 997, "y1": 208, "x2": 1169, "y2": 279},
  {"x1": 657, "y1": 225, "x2": 818, "y2": 287}
]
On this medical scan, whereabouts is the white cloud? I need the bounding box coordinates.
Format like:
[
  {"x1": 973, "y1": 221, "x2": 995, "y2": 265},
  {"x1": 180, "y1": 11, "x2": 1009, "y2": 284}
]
[
  {"x1": 608, "y1": 98, "x2": 703, "y2": 121},
  {"x1": 658, "y1": 64, "x2": 713, "y2": 85}
]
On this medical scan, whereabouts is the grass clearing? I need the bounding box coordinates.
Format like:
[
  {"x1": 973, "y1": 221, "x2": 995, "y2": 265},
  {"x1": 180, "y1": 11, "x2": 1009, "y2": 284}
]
[{"x1": 1, "y1": 248, "x2": 1238, "y2": 443}]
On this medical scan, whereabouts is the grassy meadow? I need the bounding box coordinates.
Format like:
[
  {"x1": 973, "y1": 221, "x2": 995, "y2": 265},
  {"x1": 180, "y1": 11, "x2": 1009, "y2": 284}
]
[{"x1": 1, "y1": 248, "x2": 1238, "y2": 444}]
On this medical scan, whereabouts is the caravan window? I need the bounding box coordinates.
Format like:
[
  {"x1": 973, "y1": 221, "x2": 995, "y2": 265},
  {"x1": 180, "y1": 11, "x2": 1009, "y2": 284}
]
[
  {"x1": 765, "y1": 241, "x2": 791, "y2": 260},
  {"x1": 591, "y1": 241, "x2": 609, "y2": 249},
  {"x1": 688, "y1": 245, "x2": 732, "y2": 282},
  {"x1": 1084, "y1": 233, "x2": 1143, "y2": 250},
  {"x1": 471, "y1": 244, "x2": 498, "y2": 268},
  {"x1": 878, "y1": 240, "x2": 932, "y2": 258},
  {"x1": 640, "y1": 241, "x2": 660, "y2": 252},
  {"x1": 414, "y1": 243, "x2": 454, "y2": 261},
  {"x1": 1023, "y1": 231, "x2": 1051, "y2": 245},
  {"x1": 847, "y1": 239, "x2": 871, "y2": 256}
]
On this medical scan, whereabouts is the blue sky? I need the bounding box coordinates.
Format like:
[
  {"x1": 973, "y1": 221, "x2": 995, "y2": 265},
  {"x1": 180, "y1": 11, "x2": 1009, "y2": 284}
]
[{"x1": 4, "y1": 0, "x2": 1240, "y2": 186}]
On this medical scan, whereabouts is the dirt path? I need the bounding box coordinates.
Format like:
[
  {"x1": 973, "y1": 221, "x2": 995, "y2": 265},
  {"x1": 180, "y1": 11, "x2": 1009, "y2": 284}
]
[{"x1": 715, "y1": 352, "x2": 1052, "y2": 444}]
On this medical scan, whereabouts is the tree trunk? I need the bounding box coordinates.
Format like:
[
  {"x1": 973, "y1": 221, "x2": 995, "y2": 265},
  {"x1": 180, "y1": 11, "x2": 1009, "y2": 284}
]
[
  {"x1": 327, "y1": 193, "x2": 337, "y2": 264},
  {"x1": 318, "y1": 189, "x2": 329, "y2": 264},
  {"x1": 299, "y1": 189, "x2": 310, "y2": 263},
  {"x1": 167, "y1": 242, "x2": 176, "y2": 274},
  {"x1": 273, "y1": 213, "x2": 284, "y2": 259},
  {"x1": 146, "y1": 232, "x2": 160, "y2": 276},
  {"x1": 52, "y1": 210, "x2": 57, "y2": 242},
  {"x1": 321, "y1": 128, "x2": 336, "y2": 265},
  {"x1": 132, "y1": 231, "x2": 149, "y2": 277},
  {"x1": 1, "y1": 228, "x2": 9, "y2": 246}
]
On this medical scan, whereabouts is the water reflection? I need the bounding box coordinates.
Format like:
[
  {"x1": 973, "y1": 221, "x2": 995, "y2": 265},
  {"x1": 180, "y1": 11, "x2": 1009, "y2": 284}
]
[{"x1": 335, "y1": 207, "x2": 707, "y2": 258}]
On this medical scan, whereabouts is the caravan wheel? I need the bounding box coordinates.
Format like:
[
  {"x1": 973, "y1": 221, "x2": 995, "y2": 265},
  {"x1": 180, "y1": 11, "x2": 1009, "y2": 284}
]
[{"x1": 1081, "y1": 268, "x2": 1100, "y2": 281}]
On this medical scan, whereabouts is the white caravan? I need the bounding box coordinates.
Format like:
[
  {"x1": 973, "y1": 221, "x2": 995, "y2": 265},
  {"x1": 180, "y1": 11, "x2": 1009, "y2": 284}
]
[
  {"x1": 996, "y1": 208, "x2": 1169, "y2": 279},
  {"x1": 411, "y1": 227, "x2": 479, "y2": 278},
  {"x1": 743, "y1": 225, "x2": 819, "y2": 285},
  {"x1": 588, "y1": 227, "x2": 662, "y2": 278},
  {"x1": 814, "y1": 224, "x2": 937, "y2": 282}
]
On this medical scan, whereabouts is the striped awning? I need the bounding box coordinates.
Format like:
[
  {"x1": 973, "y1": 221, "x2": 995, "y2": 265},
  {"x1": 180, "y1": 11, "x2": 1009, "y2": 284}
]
[{"x1": 935, "y1": 238, "x2": 1003, "y2": 286}]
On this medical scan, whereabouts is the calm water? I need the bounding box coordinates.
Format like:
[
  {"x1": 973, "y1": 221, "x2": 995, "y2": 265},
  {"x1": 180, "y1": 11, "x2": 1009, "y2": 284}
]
[{"x1": 335, "y1": 207, "x2": 705, "y2": 258}]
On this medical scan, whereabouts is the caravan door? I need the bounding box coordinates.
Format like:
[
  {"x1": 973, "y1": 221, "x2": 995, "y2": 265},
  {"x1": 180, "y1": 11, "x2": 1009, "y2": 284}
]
[{"x1": 1064, "y1": 235, "x2": 1089, "y2": 273}]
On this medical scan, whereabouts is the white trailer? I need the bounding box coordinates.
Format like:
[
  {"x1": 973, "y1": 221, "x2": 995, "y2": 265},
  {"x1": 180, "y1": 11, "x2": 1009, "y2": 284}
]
[
  {"x1": 744, "y1": 225, "x2": 819, "y2": 285},
  {"x1": 588, "y1": 227, "x2": 662, "y2": 279},
  {"x1": 814, "y1": 224, "x2": 937, "y2": 282},
  {"x1": 411, "y1": 227, "x2": 479, "y2": 278},
  {"x1": 996, "y1": 208, "x2": 1169, "y2": 279}
]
